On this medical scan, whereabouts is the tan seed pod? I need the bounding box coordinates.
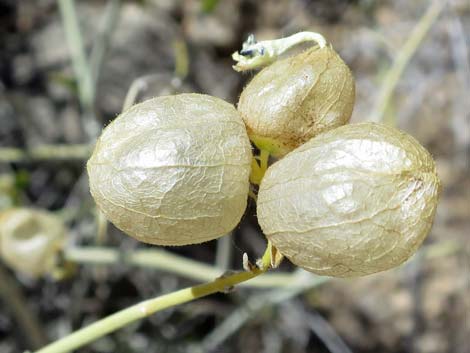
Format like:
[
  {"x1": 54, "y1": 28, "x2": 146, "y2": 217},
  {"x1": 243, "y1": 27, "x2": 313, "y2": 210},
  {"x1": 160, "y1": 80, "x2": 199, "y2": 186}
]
[
  {"x1": 257, "y1": 122, "x2": 441, "y2": 277},
  {"x1": 87, "y1": 93, "x2": 252, "y2": 246},
  {"x1": 0, "y1": 208, "x2": 66, "y2": 277},
  {"x1": 238, "y1": 45, "x2": 355, "y2": 157}
]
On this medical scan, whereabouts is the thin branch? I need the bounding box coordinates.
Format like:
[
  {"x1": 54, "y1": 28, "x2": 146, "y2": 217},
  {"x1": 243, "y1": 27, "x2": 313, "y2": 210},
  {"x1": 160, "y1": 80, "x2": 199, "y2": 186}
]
[
  {"x1": 197, "y1": 270, "x2": 329, "y2": 352},
  {"x1": 215, "y1": 233, "x2": 232, "y2": 270},
  {"x1": 63, "y1": 239, "x2": 459, "y2": 288},
  {"x1": 0, "y1": 264, "x2": 48, "y2": 350},
  {"x1": 89, "y1": 0, "x2": 122, "y2": 87},
  {"x1": 369, "y1": 0, "x2": 446, "y2": 122},
  {"x1": 35, "y1": 240, "x2": 459, "y2": 353},
  {"x1": 172, "y1": 38, "x2": 190, "y2": 79},
  {"x1": 34, "y1": 250, "x2": 271, "y2": 353},
  {"x1": 0, "y1": 144, "x2": 92, "y2": 163},
  {"x1": 306, "y1": 310, "x2": 353, "y2": 353},
  {"x1": 58, "y1": 0, "x2": 98, "y2": 139},
  {"x1": 232, "y1": 31, "x2": 327, "y2": 72},
  {"x1": 196, "y1": 239, "x2": 459, "y2": 352},
  {"x1": 121, "y1": 73, "x2": 183, "y2": 111},
  {"x1": 63, "y1": 246, "x2": 301, "y2": 288}
]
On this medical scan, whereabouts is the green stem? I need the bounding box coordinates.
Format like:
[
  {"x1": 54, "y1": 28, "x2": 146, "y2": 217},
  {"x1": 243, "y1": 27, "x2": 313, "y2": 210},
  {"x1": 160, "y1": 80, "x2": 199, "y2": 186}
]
[
  {"x1": 259, "y1": 240, "x2": 273, "y2": 269},
  {"x1": 249, "y1": 157, "x2": 263, "y2": 184},
  {"x1": 199, "y1": 270, "x2": 329, "y2": 351},
  {"x1": 95, "y1": 210, "x2": 108, "y2": 245},
  {"x1": 89, "y1": 0, "x2": 122, "y2": 87},
  {"x1": 370, "y1": 0, "x2": 445, "y2": 122},
  {"x1": 259, "y1": 149, "x2": 269, "y2": 173},
  {"x1": 58, "y1": 0, "x2": 93, "y2": 107},
  {"x1": 0, "y1": 144, "x2": 92, "y2": 163},
  {"x1": 249, "y1": 150, "x2": 270, "y2": 185},
  {"x1": 58, "y1": 0, "x2": 98, "y2": 139},
  {"x1": 173, "y1": 38, "x2": 190, "y2": 79},
  {"x1": 0, "y1": 264, "x2": 48, "y2": 350},
  {"x1": 35, "y1": 256, "x2": 269, "y2": 353},
  {"x1": 232, "y1": 31, "x2": 327, "y2": 72},
  {"x1": 215, "y1": 233, "x2": 232, "y2": 270},
  {"x1": 63, "y1": 246, "x2": 299, "y2": 288},
  {"x1": 121, "y1": 74, "x2": 159, "y2": 111}
]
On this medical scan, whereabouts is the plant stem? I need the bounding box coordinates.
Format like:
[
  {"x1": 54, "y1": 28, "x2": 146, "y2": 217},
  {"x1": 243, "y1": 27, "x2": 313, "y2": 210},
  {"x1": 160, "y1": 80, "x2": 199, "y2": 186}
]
[
  {"x1": 259, "y1": 149, "x2": 270, "y2": 174},
  {"x1": 198, "y1": 270, "x2": 329, "y2": 351},
  {"x1": 121, "y1": 74, "x2": 167, "y2": 111},
  {"x1": 0, "y1": 144, "x2": 92, "y2": 163},
  {"x1": 232, "y1": 31, "x2": 327, "y2": 72},
  {"x1": 58, "y1": 0, "x2": 98, "y2": 139},
  {"x1": 35, "y1": 255, "x2": 270, "y2": 353},
  {"x1": 215, "y1": 233, "x2": 232, "y2": 270},
  {"x1": 173, "y1": 38, "x2": 190, "y2": 79},
  {"x1": 248, "y1": 188, "x2": 258, "y2": 202},
  {"x1": 249, "y1": 157, "x2": 264, "y2": 184},
  {"x1": 0, "y1": 265, "x2": 48, "y2": 350},
  {"x1": 370, "y1": 0, "x2": 446, "y2": 122},
  {"x1": 249, "y1": 150, "x2": 270, "y2": 185},
  {"x1": 63, "y1": 246, "x2": 299, "y2": 288},
  {"x1": 58, "y1": 0, "x2": 94, "y2": 107},
  {"x1": 95, "y1": 210, "x2": 108, "y2": 245},
  {"x1": 35, "y1": 241, "x2": 459, "y2": 353},
  {"x1": 89, "y1": 0, "x2": 122, "y2": 88}
]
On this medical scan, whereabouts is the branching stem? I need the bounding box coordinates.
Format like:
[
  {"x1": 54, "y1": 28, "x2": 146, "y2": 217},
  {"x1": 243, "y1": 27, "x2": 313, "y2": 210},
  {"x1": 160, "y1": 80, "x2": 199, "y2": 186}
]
[
  {"x1": 0, "y1": 144, "x2": 92, "y2": 163},
  {"x1": 370, "y1": 0, "x2": 445, "y2": 122},
  {"x1": 35, "y1": 248, "x2": 271, "y2": 353},
  {"x1": 249, "y1": 150, "x2": 270, "y2": 185}
]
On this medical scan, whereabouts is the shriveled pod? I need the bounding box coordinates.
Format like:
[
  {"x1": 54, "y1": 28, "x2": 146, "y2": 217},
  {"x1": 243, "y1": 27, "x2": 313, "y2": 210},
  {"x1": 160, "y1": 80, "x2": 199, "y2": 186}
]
[
  {"x1": 87, "y1": 94, "x2": 252, "y2": 246},
  {"x1": 233, "y1": 32, "x2": 355, "y2": 157},
  {"x1": 0, "y1": 208, "x2": 66, "y2": 277},
  {"x1": 257, "y1": 122, "x2": 441, "y2": 277}
]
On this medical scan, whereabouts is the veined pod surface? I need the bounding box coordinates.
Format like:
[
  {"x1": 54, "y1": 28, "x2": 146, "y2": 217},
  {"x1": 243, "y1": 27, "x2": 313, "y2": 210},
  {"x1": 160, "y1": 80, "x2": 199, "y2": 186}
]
[
  {"x1": 0, "y1": 208, "x2": 66, "y2": 277},
  {"x1": 257, "y1": 123, "x2": 441, "y2": 277},
  {"x1": 87, "y1": 94, "x2": 252, "y2": 246},
  {"x1": 238, "y1": 45, "x2": 355, "y2": 157}
]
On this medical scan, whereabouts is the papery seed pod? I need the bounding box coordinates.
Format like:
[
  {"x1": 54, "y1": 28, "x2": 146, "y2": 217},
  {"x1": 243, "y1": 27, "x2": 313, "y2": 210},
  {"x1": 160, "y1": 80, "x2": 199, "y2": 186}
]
[
  {"x1": 257, "y1": 122, "x2": 441, "y2": 277},
  {"x1": 87, "y1": 94, "x2": 252, "y2": 246},
  {"x1": 0, "y1": 208, "x2": 66, "y2": 277},
  {"x1": 238, "y1": 45, "x2": 355, "y2": 157}
]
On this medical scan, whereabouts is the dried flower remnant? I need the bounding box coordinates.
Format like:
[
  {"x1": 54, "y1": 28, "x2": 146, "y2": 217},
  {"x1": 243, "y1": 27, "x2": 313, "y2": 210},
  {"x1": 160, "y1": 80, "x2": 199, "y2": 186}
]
[{"x1": 0, "y1": 208, "x2": 66, "y2": 277}]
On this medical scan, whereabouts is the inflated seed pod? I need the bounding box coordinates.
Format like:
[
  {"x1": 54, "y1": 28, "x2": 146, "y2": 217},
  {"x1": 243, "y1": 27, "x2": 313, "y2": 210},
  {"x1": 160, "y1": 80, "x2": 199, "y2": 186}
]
[
  {"x1": 0, "y1": 208, "x2": 66, "y2": 277},
  {"x1": 257, "y1": 122, "x2": 441, "y2": 277},
  {"x1": 87, "y1": 94, "x2": 252, "y2": 246},
  {"x1": 238, "y1": 45, "x2": 355, "y2": 157}
]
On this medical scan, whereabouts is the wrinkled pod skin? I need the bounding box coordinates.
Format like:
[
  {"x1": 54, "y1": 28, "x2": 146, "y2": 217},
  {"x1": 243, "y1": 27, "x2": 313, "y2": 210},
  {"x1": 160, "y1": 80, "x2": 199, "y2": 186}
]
[
  {"x1": 0, "y1": 208, "x2": 66, "y2": 277},
  {"x1": 257, "y1": 122, "x2": 441, "y2": 277},
  {"x1": 87, "y1": 94, "x2": 252, "y2": 246},
  {"x1": 238, "y1": 45, "x2": 355, "y2": 157}
]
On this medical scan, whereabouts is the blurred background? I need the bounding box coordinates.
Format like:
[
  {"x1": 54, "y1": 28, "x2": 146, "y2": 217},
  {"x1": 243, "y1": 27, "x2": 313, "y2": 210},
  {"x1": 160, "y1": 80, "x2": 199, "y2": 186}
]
[{"x1": 0, "y1": 0, "x2": 469, "y2": 352}]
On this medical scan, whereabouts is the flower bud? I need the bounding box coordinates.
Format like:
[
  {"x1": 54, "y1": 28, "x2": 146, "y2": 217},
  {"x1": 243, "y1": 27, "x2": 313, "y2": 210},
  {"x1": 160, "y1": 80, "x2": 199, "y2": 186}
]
[
  {"x1": 0, "y1": 208, "x2": 66, "y2": 277},
  {"x1": 238, "y1": 45, "x2": 355, "y2": 157},
  {"x1": 87, "y1": 94, "x2": 252, "y2": 246},
  {"x1": 257, "y1": 122, "x2": 441, "y2": 277}
]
